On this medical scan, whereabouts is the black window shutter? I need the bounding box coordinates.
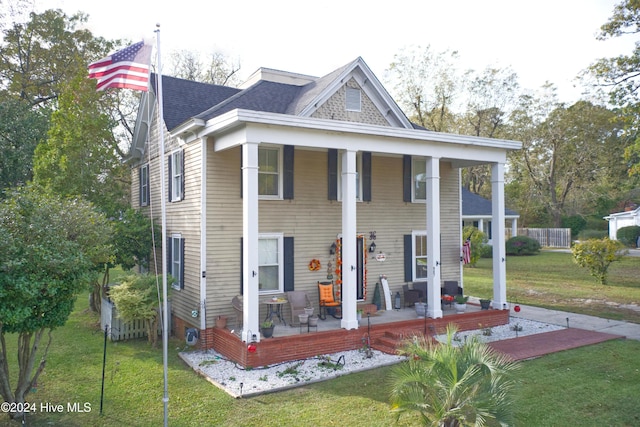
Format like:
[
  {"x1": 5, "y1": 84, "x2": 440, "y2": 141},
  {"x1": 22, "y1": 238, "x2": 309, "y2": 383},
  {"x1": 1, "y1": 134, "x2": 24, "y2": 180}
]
[
  {"x1": 240, "y1": 237, "x2": 243, "y2": 295},
  {"x1": 403, "y1": 155, "x2": 411, "y2": 202},
  {"x1": 362, "y1": 151, "x2": 372, "y2": 202},
  {"x1": 139, "y1": 167, "x2": 145, "y2": 206},
  {"x1": 180, "y1": 237, "x2": 185, "y2": 289},
  {"x1": 404, "y1": 234, "x2": 412, "y2": 282},
  {"x1": 180, "y1": 150, "x2": 185, "y2": 201},
  {"x1": 327, "y1": 149, "x2": 338, "y2": 200},
  {"x1": 166, "y1": 236, "x2": 173, "y2": 278},
  {"x1": 284, "y1": 237, "x2": 294, "y2": 291},
  {"x1": 168, "y1": 154, "x2": 173, "y2": 202},
  {"x1": 145, "y1": 167, "x2": 150, "y2": 205},
  {"x1": 283, "y1": 145, "x2": 294, "y2": 200}
]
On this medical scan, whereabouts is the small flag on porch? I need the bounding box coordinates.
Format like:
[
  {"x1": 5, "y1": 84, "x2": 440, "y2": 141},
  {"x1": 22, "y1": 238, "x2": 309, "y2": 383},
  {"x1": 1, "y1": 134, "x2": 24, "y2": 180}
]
[
  {"x1": 462, "y1": 239, "x2": 471, "y2": 264},
  {"x1": 88, "y1": 41, "x2": 152, "y2": 91}
]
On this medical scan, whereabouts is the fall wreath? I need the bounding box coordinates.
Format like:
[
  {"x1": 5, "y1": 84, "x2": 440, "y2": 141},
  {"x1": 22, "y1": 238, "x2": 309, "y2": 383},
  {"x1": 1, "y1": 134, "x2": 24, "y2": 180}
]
[{"x1": 308, "y1": 259, "x2": 321, "y2": 271}]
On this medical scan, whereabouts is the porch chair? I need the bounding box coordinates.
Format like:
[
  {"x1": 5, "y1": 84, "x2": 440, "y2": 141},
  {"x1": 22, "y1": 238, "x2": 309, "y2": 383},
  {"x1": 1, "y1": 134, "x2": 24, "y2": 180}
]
[
  {"x1": 441, "y1": 280, "x2": 461, "y2": 308},
  {"x1": 402, "y1": 284, "x2": 421, "y2": 307},
  {"x1": 231, "y1": 295, "x2": 243, "y2": 330},
  {"x1": 317, "y1": 281, "x2": 342, "y2": 320},
  {"x1": 412, "y1": 281, "x2": 427, "y2": 304},
  {"x1": 286, "y1": 291, "x2": 312, "y2": 326}
]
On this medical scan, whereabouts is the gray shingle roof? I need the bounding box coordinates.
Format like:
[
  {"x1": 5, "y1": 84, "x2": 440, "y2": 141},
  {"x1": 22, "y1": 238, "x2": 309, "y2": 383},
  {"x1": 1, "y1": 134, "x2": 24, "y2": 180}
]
[{"x1": 462, "y1": 187, "x2": 518, "y2": 216}]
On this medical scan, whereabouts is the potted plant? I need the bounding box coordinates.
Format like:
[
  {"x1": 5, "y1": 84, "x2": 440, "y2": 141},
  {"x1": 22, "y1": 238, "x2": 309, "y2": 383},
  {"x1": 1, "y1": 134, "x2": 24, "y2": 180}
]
[
  {"x1": 304, "y1": 305, "x2": 314, "y2": 316},
  {"x1": 479, "y1": 298, "x2": 491, "y2": 310},
  {"x1": 261, "y1": 320, "x2": 275, "y2": 338},
  {"x1": 215, "y1": 315, "x2": 227, "y2": 328},
  {"x1": 415, "y1": 300, "x2": 427, "y2": 318},
  {"x1": 454, "y1": 295, "x2": 468, "y2": 313},
  {"x1": 308, "y1": 315, "x2": 318, "y2": 327}
]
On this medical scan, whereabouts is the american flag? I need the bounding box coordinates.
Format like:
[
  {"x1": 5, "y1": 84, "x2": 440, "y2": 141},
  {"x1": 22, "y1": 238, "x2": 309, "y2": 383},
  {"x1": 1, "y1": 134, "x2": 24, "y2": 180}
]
[
  {"x1": 88, "y1": 41, "x2": 152, "y2": 91},
  {"x1": 462, "y1": 239, "x2": 471, "y2": 264}
]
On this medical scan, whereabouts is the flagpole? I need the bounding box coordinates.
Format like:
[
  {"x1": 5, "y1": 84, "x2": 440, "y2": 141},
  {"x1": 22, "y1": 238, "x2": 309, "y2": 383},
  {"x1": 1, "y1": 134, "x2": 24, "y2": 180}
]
[{"x1": 155, "y1": 24, "x2": 170, "y2": 427}]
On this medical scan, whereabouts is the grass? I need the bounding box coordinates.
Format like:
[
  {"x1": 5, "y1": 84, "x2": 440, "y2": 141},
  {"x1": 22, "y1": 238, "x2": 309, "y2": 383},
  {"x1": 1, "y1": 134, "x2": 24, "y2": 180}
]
[
  {"x1": 1, "y1": 251, "x2": 639, "y2": 426},
  {"x1": 464, "y1": 251, "x2": 640, "y2": 323}
]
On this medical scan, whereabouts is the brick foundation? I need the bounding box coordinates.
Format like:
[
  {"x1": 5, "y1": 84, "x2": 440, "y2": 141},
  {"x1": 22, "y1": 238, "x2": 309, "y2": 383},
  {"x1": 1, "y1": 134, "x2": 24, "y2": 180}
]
[{"x1": 176, "y1": 309, "x2": 509, "y2": 368}]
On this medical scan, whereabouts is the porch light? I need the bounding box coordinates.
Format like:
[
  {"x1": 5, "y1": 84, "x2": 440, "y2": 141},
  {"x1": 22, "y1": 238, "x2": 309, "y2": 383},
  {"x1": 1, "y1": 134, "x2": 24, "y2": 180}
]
[
  {"x1": 368, "y1": 241, "x2": 376, "y2": 253},
  {"x1": 329, "y1": 242, "x2": 337, "y2": 255}
]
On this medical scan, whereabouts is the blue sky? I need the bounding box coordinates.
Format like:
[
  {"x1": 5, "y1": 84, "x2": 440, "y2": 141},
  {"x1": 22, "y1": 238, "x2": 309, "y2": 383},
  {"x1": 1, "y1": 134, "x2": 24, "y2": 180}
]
[{"x1": 44, "y1": 0, "x2": 637, "y2": 102}]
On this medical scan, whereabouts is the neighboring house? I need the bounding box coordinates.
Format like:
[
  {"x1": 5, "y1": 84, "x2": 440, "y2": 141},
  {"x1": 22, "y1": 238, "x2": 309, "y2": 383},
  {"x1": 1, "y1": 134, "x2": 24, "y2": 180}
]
[
  {"x1": 461, "y1": 187, "x2": 519, "y2": 244},
  {"x1": 129, "y1": 57, "x2": 521, "y2": 345},
  {"x1": 604, "y1": 206, "x2": 640, "y2": 240}
]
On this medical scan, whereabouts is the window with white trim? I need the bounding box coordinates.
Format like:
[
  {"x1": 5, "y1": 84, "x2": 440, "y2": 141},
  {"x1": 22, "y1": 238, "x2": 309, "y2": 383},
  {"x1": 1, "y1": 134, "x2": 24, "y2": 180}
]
[
  {"x1": 345, "y1": 87, "x2": 361, "y2": 112},
  {"x1": 169, "y1": 150, "x2": 183, "y2": 202},
  {"x1": 169, "y1": 234, "x2": 184, "y2": 290},
  {"x1": 258, "y1": 233, "x2": 283, "y2": 293},
  {"x1": 412, "y1": 231, "x2": 428, "y2": 281},
  {"x1": 413, "y1": 158, "x2": 426, "y2": 201},
  {"x1": 139, "y1": 164, "x2": 149, "y2": 206},
  {"x1": 258, "y1": 147, "x2": 281, "y2": 198},
  {"x1": 337, "y1": 153, "x2": 362, "y2": 201}
]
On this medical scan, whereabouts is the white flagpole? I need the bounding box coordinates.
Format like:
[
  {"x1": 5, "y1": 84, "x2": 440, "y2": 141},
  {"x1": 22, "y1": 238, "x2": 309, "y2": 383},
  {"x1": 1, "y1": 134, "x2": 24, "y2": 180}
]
[{"x1": 155, "y1": 24, "x2": 170, "y2": 427}]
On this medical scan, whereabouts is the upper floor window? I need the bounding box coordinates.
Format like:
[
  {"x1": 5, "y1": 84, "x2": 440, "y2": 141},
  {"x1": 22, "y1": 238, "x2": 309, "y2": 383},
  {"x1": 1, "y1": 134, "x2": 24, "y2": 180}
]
[
  {"x1": 169, "y1": 149, "x2": 184, "y2": 202},
  {"x1": 139, "y1": 164, "x2": 149, "y2": 207},
  {"x1": 413, "y1": 158, "x2": 427, "y2": 201},
  {"x1": 258, "y1": 147, "x2": 281, "y2": 198},
  {"x1": 345, "y1": 87, "x2": 361, "y2": 112}
]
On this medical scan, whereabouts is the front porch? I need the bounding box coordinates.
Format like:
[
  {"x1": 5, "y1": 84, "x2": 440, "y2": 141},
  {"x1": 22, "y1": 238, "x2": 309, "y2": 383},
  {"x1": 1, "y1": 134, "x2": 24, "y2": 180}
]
[{"x1": 206, "y1": 303, "x2": 509, "y2": 368}]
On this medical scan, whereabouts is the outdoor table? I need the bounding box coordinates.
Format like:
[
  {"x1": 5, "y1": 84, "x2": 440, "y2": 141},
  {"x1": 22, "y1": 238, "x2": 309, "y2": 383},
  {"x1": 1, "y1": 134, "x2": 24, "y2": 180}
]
[{"x1": 263, "y1": 298, "x2": 287, "y2": 325}]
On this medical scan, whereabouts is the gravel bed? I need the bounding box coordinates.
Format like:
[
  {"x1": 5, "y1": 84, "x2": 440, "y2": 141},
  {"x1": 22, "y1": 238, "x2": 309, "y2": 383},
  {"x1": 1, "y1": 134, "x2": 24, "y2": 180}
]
[{"x1": 179, "y1": 318, "x2": 563, "y2": 397}]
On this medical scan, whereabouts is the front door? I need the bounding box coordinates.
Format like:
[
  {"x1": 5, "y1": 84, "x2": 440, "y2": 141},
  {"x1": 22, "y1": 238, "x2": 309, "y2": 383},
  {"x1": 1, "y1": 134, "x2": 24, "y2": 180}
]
[{"x1": 338, "y1": 235, "x2": 366, "y2": 301}]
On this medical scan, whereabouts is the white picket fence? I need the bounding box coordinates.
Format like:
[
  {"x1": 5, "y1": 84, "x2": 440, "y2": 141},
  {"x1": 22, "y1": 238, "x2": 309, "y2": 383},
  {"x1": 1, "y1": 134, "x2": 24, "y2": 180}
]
[
  {"x1": 517, "y1": 228, "x2": 572, "y2": 248},
  {"x1": 100, "y1": 297, "x2": 169, "y2": 341}
]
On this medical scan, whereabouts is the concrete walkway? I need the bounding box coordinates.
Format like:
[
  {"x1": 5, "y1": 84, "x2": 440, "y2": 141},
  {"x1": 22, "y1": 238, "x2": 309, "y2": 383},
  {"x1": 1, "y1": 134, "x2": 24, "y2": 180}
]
[{"x1": 509, "y1": 304, "x2": 640, "y2": 341}]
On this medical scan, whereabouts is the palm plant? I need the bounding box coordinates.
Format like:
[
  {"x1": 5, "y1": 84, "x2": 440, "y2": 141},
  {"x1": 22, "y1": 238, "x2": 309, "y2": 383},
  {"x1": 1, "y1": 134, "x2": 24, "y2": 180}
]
[{"x1": 388, "y1": 324, "x2": 519, "y2": 426}]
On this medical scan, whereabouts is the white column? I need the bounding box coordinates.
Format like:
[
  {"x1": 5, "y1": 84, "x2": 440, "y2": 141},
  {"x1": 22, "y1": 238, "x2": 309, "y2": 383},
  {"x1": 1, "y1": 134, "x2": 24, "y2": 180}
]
[
  {"x1": 491, "y1": 162, "x2": 508, "y2": 310},
  {"x1": 512, "y1": 218, "x2": 518, "y2": 238},
  {"x1": 426, "y1": 157, "x2": 443, "y2": 319},
  {"x1": 200, "y1": 137, "x2": 208, "y2": 331},
  {"x1": 242, "y1": 142, "x2": 261, "y2": 342},
  {"x1": 340, "y1": 149, "x2": 358, "y2": 330}
]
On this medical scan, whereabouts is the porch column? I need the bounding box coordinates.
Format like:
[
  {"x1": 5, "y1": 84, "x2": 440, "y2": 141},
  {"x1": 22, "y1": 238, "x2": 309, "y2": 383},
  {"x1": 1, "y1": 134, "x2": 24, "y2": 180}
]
[
  {"x1": 426, "y1": 157, "x2": 443, "y2": 319},
  {"x1": 512, "y1": 218, "x2": 518, "y2": 238},
  {"x1": 242, "y1": 142, "x2": 261, "y2": 342},
  {"x1": 341, "y1": 149, "x2": 358, "y2": 330},
  {"x1": 491, "y1": 162, "x2": 508, "y2": 310}
]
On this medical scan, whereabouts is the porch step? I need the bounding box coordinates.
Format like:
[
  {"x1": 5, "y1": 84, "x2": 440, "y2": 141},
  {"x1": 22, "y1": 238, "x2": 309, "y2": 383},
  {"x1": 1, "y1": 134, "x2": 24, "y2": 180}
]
[{"x1": 372, "y1": 329, "x2": 432, "y2": 355}]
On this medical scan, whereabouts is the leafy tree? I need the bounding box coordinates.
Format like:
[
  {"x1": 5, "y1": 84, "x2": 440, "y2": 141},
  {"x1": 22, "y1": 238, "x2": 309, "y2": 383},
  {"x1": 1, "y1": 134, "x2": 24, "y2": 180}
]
[
  {"x1": 170, "y1": 49, "x2": 241, "y2": 86},
  {"x1": 0, "y1": 98, "x2": 49, "y2": 195},
  {"x1": 0, "y1": 8, "x2": 114, "y2": 107},
  {"x1": 0, "y1": 185, "x2": 112, "y2": 420},
  {"x1": 586, "y1": 0, "x2": 640, "y2": 176},
  {"x1": 389, "y1": 324, "x2": 519, "y2": 426},
  {"x1": 109, "y1": 274, "x2": 172, "y2": 348},
  {"x1": 386, "y1": 45, "x2": 462, "y2": 132},
  {"x1": 505, "y1": 236, "x2": 541, "y2": 256},
  {"x1": 571, "y1": 238, "x2": 627, "y2": 285},
  {"x1": 33, "y1": 72, "x2": 130, "y2": 216}
]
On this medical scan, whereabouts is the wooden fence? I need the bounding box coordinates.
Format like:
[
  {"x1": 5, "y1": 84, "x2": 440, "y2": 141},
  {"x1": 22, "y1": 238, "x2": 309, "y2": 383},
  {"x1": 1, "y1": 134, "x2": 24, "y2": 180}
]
[
  {"x1": 100, "y1": 298, "x2": 169, "y2": 341},
  {"x1": 517, "y1": 228, "x2": 572, "y2": 248}
]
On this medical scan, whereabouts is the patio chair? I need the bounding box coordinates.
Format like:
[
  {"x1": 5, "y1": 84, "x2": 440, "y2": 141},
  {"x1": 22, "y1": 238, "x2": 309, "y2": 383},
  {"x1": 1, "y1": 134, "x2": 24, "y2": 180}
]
[
  {"x1": 402, "y1": 284, "x2": 421, "y2": 307},
  {"x1": 441, "y1": 280, "x2": 461, "y2": 308},
  {"x1": 286, "y1": 291, "x2": 312, "y2": 326},
  {"x1": 318, "y1": 281, "x2": 342, "y2": 320},
  {"x1": 413, "y1": 281, "x2": 427, "y2": 304},
  {"x1": 232, "y1": 295, "x2": 243, "y2": 330}
]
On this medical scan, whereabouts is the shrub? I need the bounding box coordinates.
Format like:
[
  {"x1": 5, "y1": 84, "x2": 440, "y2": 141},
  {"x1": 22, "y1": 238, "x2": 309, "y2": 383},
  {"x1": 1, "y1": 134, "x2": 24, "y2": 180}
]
[
  {"x1": 562, "y1": 215, "x2": 587, "y2": 238},
  {"x1": 505, "y1": 236, "x2": 541, "y2": 256},
  {"x1": 617, "y1": 226, "x2": 640, "y2": 248},
  {"x1": 463, "y1": 225, "x2": 488, "y2": 267},
  {"x1": 480, "y1": 243, "x2": 493, "y2": 258},
  {"x1": 571, "y1": 238, "x2": 627, "y2": 285},
  {"x1": 578, "y1": 229, "x2": 608, "y2": 240}
]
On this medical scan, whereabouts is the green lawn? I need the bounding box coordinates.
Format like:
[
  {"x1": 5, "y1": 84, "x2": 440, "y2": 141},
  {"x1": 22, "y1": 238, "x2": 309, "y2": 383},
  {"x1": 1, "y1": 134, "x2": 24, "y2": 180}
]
[
  {"x1": 2, "y1": 251, "x2": 640, "y2": 426},
  {"x1": 464, "y1": 251, "x2": 640, "y2": 323}
]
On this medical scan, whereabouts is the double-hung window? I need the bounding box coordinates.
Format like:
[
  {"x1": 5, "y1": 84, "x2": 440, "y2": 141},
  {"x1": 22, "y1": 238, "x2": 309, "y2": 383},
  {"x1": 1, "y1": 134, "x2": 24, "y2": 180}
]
[
  {"x1": 258, "y1": 233, "x2": 283, "y2": 294},
  {"x1": 139, "y1": 164, "x2": 149, "y2": 206},
  {"x1": 413, "y1": 231, "x2": 428, "y2": 281},
  {"x1": 168, "y1": 234, "x2": 184, "y2": 290},
  {"x1": 258, "y1": 147, "x2": 281, "y2": 198},
  {"x1": 413, "y1": 158, "x2": 427, "y2": 201},
  {"x1": 169, "y1": 149, "x2": 184, "y2": 202}
]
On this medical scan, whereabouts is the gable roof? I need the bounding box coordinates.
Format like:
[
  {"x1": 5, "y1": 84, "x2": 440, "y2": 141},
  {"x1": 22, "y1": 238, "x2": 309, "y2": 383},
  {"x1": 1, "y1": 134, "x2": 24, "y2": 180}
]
[{"x1": 462, "y1": 187, "x2": 519, "y2": 217}]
